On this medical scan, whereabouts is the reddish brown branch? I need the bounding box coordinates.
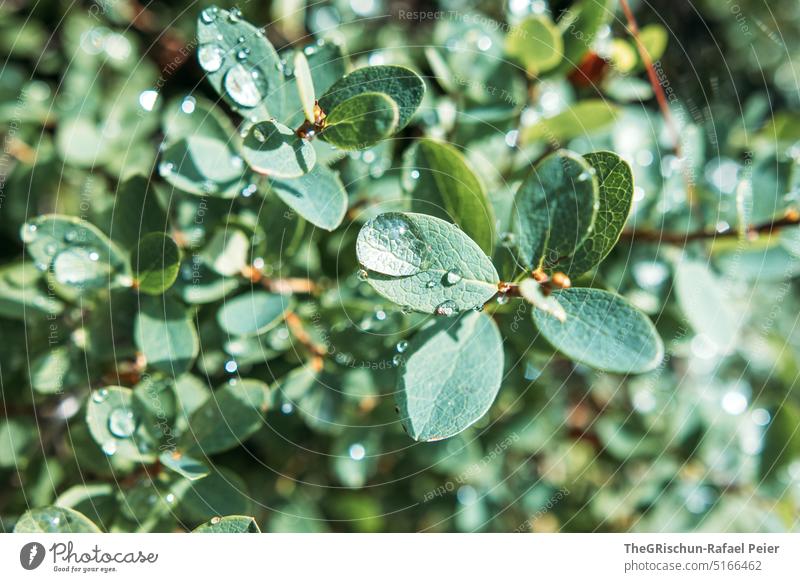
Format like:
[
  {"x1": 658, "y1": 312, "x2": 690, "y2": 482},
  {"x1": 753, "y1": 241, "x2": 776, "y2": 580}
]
[{"x1": 621, "y1": 211, "x2": 800, "y2": 244}]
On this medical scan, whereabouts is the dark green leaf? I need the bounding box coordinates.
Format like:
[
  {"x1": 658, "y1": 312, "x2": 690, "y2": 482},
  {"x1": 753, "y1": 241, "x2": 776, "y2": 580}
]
[
  {"x1": 14, "y1": 506, "x2": 101, "y2": 533},
  {"x1": 242, "y1": 119, "x2": 316, "y2": 178},
  {"x1": 134, "y1": 295, "x2": 200, "y2": 375},
  {"x1": 270, "y1": 164, "x2": 348, "y2": 231},
  {"x1": 133, "y1": 233, "x2": 181, "y2": 295},
  {"x1": 320, "y1": 92, "x2": 399, "y2": 150},
  {"x1": 217, "y1": 291, "x2": 290, "y2": 336}
]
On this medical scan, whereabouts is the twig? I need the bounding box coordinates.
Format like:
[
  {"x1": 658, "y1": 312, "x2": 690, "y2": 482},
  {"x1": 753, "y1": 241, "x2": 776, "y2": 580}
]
[
  {"x1": 621, "y1": 210, "x2": 800, "y2": 244},
  {"x1": 241, "y1": 265, "x2": 318, "y2": 295},
  {"x1": 619, "y1": 0, "x2": 696, "y2": 207}
]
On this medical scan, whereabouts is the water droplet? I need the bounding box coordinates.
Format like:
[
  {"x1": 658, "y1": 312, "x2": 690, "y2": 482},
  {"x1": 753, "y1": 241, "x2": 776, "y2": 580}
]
[
  {"x1": 444, "y1": 269, "x2": 462, "y2": 285},
  {"x1": 240, "y1": 183, "x2": 257, "y2": 197},
  {"x1": 477, "y1": 36, "x2": 493, "y2": 51},
  {"x1": 43, "y1": 242, "x2": 57, "y2": 256},
  {"x1": 198, "y1": 44, "x2": 225, "y2": 73},
  {"x1": 236, "y1": 48, "x2": 250, "y2": 61},
  {"x1": 51, "y1": 516, "x2": 61, "y2": 526},
  {"x1": 101, "y1": 441, "x2": 117, "y2": 456},
  {"x1": 22, "y1": 223, "x2": 38, "y2": 243},
  {"x1": 392, "y1": 354, "x2": 404, "y2": 367},
  {"x1": 236, "y1": 35, "x2": 246, "y2": 44},
  {"x1": 224, "y1": 360, "x2": 238, "y2": 373},
  {"x1": 230, "y1": 155, "x2": 244, "y2": 170},
  {"x1": 357, "y1": 269, "x2": 369, "y2": 281},
  {"x1": 211, "y1": 516, "x2": 222, "y2": 525},
  {"x1": 224, "y1": 64, "x2": 262, "y2": 107},
  {"x1": 281, "y1": 402, "x2": 293, "y2": 414},
  {"x1": 435, "y1": 300, "x2": 458, "y2": 316},
  {"x1": 228, "y1": 8, "x2": 242, "y2": 22},
  {"x1": 348, "y1": 443, "x2": 366, "y2": 461},
  {"x1": 201, "y1": 180, "x2": 216, "y2": 193},
  {"x1": 92, "y1": 389, "x2": 109, "y2": 403},
  {"x1": 138, "y1": 89, "x2": 159, "y2": 112},
  {"x1": 577, "y1": 171, "x2": 592, "y2": 182},
  {"x1": 181, "y1": 96, "x2": 197, "y2": 114},
  {"x1": 165, "y1": 493, "x2": 176, "y2": 504},
  {"x1": 425, "y1": 280, "x2": 437, "y2": 289},
  {"x1": 410, "y1": 170, "x2": 420, "y2": 180},
  {"x1": 496, "y1": 294, "x2": 509, "y2": 305},
  {"x1": 88, "y1": 251, "x2": 100, "y2": 261},
  {"x1": 159, "y1": 161, "x2": 174, "y2": 175},
  {"x1": 374, "y1": 309, "x2": 386, "y2": 321},
  {"x1": 199, "y1": 7, "x2": 217, "y2": 24},
  {"x1": 252, "y1": 126, "x2": 267, "y2": 142},
  {"x1": 63, "y1": 229, "x2": 79, "y2": 243},
  {"x1": 108, "y1": 407, "x2": 136, "y2": 438},
  {"x1": 396, "y1": 340, "x2": 408, "y2": 353}
]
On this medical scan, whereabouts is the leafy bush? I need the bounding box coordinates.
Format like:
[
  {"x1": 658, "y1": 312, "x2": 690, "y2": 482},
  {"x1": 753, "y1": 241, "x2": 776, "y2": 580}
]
[{"x1": 1, "y1": 0, "x2": 800, "y2": 532}]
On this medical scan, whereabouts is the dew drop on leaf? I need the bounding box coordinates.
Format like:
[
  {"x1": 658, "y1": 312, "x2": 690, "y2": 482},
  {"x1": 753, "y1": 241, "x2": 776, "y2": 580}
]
[
  {"x1": 199, "y1": 7, "x2": 217, "y2": 24},
  {"x1": 92, "y1": 388, "x2": 109, "y2": 403},
  {"x1": 101, "y1": 440, "x2": 118, "y2": 456},
  {"x1": 435, "y1": 300, "x2": 458, "y2": 316},
  {"x1": 108, "y1": 408, "x2": 136, "y2": 438},
  {"x1": 198, "y1": 44, "x2": 225, "y2": 73},
  {"x1": 444, "y1": 269, "x2": 462, "y2": 285},
  {"x1": 224, "y1": 64, "x2": 262, "y2": 107},
  {"x1": 211, "y1": 516, "x2": 221, "y2": 525},
  {"x1": 392, "y1": 354, "x2": 404, "y2": 367},
  {"x1": 228, "y1": 8, "x2": 242, "y2": 22},
  {"x1": 425, "y1": 280, "x2": 436, "y2": 289},
  {"x1": 22, "y1": 223, "x2": 38, "y2": 243},
  {"x1": 396, "y1": 340, "x2": 408, "y2": 353}
]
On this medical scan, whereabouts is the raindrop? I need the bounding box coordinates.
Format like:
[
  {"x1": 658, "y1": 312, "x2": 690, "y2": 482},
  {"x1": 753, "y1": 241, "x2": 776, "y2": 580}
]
[
  {"x1": 410, "y1": 170, "x2": 420, "y2": 180},
  {"x1": 477, "y1": 36, "x2": 493, "y2": 51},
  {"x1": 281, "y1": 402, "x2": 293, "y2": 414},
  {"x1": 22, "y1": 224, "x2": 38, "y2": 243},
  {"x1": 224, "y1": 64, "x2": 263, "y2": 107},
  {"x1": 425, "y1": 280, "x2": 436, "y2": 289},
  {"x1": 165, "y1": 493, "x2": 176, "y2": 504},
  {"x1": 444, "y1": 269, "x2": 462, "y2": 285},
  {"x1": 228, "y1": 8, "x2": 242, "y2": 22},
  {"x1": 211, "y1": 516, "x2": 222, "y2": 525},
  {"x1": 236, "y1": 49, "x2": 250, "y2": 62},
  {"x1": 181, "y1": 96, "x2": 197, "y2": 114},
  {"x1": 92, "y1": 388, "x2": 109, "y2": 403},
  {"x1": 375, "y1": 309, "x2": 387, "y2": 321},
  {"x1": 64, "y1": 229, "x2": 79, "y2": 243},
  {"x1": 240, "y1": 183, "x2": 257, "y2": 197},
  {"x1": 88, "y1": 251, "x2": 100, "y2": 261},
  {"x1": 224, "y1": 360, "x2": 238, "y2": 373},
  {"x1": 577, "y1": 171, "x2": 592, "y2": 182},
  {"x1": 392, "y1": 354, "x2": 404, "y2": 367},
  {"x1": 435, "y1": 300, "x2": 458, "y2": 316},
  {"x1": 349, "y1": 443, "x2": 366, "y2": 460},
  {"x1": 108, "y1": 407, "x2": 136, "y2": 438},
  {"x1": 198, "y1": 44, "x2": 225, "y2": 73},
  {"x1": 199, "y1": 7, "x2": 217, "y2": 24},
  {"x1": 138, "y1": 90, "x2": 159, "y2": 112},
  {"x1": 159, "y1": 161, "x2": 174, "y2": 175},
  {"x1": 396, "y1": 340, "x2": 408, "y2": 353},
  {"x1": 499, "y1": 232, "x2": 516, "y2": 247},
  {"x1": 101, "y1": 441, "x2": 118, "y2": 456},
  {"x1": 496, "y1": 294, "x2": 509, "y2": 305}
]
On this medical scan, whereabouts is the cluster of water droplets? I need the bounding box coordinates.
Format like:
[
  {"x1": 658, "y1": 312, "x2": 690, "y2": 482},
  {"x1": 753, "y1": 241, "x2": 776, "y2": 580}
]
[{"x1": 91, "y1": 388, "x2": 140, "y2": 456}]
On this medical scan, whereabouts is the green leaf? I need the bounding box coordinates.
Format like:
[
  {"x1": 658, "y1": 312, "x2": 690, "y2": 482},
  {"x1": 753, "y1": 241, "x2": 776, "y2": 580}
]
[
  {"x1": 532, "y1": 287, "x2": 663, "y2": 373},
  {"x1": 201, "y1": 227, "x2": 251, "y2": 277},
  {"x1": 177, "y1": 469, "x2": 251, "y2": 521},
  {"x1": 505, "y1": 14, "x2": 563, "y2": 74},
  {"x1": 21, "y1": 214, "x2": 130, "y2": 291},
  {"x1": 673, "y1": 259, "x2": 739, "y2": 354},
  {"x1": 320, "y1": 92, "x2": 399, "y2": 150},
  {"x1": 242, "y1": 119, "x2": 316, "y2": 178},
  {"x1": 564, "y1": 152, "x2": 634, "y2": 276},
  {"x1": 518, "y1": 278, "x2": 566, "y2": 321},
  {"x1": 294, "y1": 51, "x2": 316, "y2": 123},
  {"x1": 54, "y1": 484, "x2": 116, "y2": 527},
  {"x1": 14, "y1": 506, "x2": 101, "y2": 533},
  {"x1": 159, "y1": 135, "x2": 248, "y2": 198},
  {"x1": 404, "y1": 139, "x2": 495, "y2": 254},
  {"x1": 556, "y1": 0, "x2": 613, "y2": 74},
  {"x1": 0, "y1": 418, "x2": 37, "y2": 469},
  {"x1": 179, "y1": 379, "x2": 269, "y2": 455},
  {"x1": 397, "y1": 311, "x2": 504, "y2": 441},
  {"x1": 319, "y1": 65, "x2": 425, "y2": 130},
  {"x1": 270, "y1": 164, "x2": 348, "y2": 231},
  {"x1": 513, "y1": 150, "x2": 599, "y2": 269},
  {"x1": 0, "y1": 262, "x2": 64, "y2": 319},
  {"x1": 522, "y1": 100, "x2": 618, "y2": 144},
  {"x1": 86, "y1": 385, "x2": 156, "y2": 462},
  {"x1": 134, "y1": 295, "x2": 200, "y2": 375},
  {"x1": 133, "y1": 233, "x2": 181, "y2": 295},
  {"x1": 160, "y1": 451, "x2": 210, "y2": 481},
  {"x1": 106, "y1": 174, "x2": 168, "y2": 249},
  {"x1": 638, "y1": 24, "x2": 668, "y2": 64},
  {"x1": 30, "y1": 347, "x2": 72, "y2": 395},
  {"x1": 356, "y1": 212, "x2": 500, "y2": 314},
  {"x1": 196, "y1": 6, "x2": 284, "y2": 120},
  {"x1": 193, "y1": 515, "x2": 260, "y2": 533},
  {"x1": 217, "y1": 291, "x2": 290, "y2": 336}
]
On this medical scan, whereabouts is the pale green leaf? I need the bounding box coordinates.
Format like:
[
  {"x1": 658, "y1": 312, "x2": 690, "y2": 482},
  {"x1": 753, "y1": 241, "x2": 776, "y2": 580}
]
[
  {"x1": 356, "y1": 212, "x2": 499, "y2": 314},
  {"x1": 505, "y1": 14, "x2": 563, "y2": 74},
  {"x1": 86, "y1": 385, "x2": 156, "y2": 462},
  {"x1": 532, "y1": 287, "x2": 663, "y2": 373},
  {"x1": 270, "y1": 164, "x2": 348, "y2": 231},
  {"x1": 14, "y1": 506, "x2": 101, "y2": 533},
  {"x1": 522, "y1": 100, "x2": 618, "y2": 144},
  {"x1": 134, "y1": 295, "x2": 199, "y2": 374},
  {"x1": 242, "y1": 119, "x2": 316, "y2": 178},
  {"x1": 217, "y1": 291, "x2": 290, "y2": 336},
  {"x1": 294, "y1": 51, "x2": 316, "y2": 123},
  {"x1": 397, "y1": 311, "x2": 504, "y2": 441}
]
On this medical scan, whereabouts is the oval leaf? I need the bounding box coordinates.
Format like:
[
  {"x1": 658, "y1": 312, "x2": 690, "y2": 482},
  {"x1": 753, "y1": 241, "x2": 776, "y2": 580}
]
[
  {"x1": 514, "y1": 150, "x2": 599, "y2": 268},
  {"x1": 397, "y1": 311, "x2": 504, "y2": 441},
  {"x1": 133, "y1": 233, "x2": 181, "y2": 295},
  {"x1": 321, "y1": 92, "x2": 399, "y2": 150},
  {"x1": 356, "y1": 212, "x2": 500, "y2": 314},
  {"x1": 532, "y1": 287, "x2": 663, "y2": 373},
  {"x1": 86, "y1": 385, "x2": 156, "y2": 462},
  {"x1": 404, "y1": 139, "x2": 495, "y2": 254},
  {"x1": 242, "y1": 119, "x2": 316, "y2": 178},
  {"x1": 293, "y1": 51, "x2": 316, "y2": 123},
  {"x1": 564, "y1": 151, "x2": 634, "y2": 276},
  {"x1": 14, "y1": 507, "x2": 101, "y2": 533},
  {"x1": 270, "y1": 164, "x2": 348, "y2": 231},
  {"x1": 134, "y1": 295, "x2": 199, "y2": 375},
  {"x1": 319, "y1": 65, "x2": 425, "y2": 130},
  {"x1": 505, "y1": 14, "x2": 563, "y2": 74},
  {"x1": 217, "y1": 291, "x2": 290, "y2": 336}
]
